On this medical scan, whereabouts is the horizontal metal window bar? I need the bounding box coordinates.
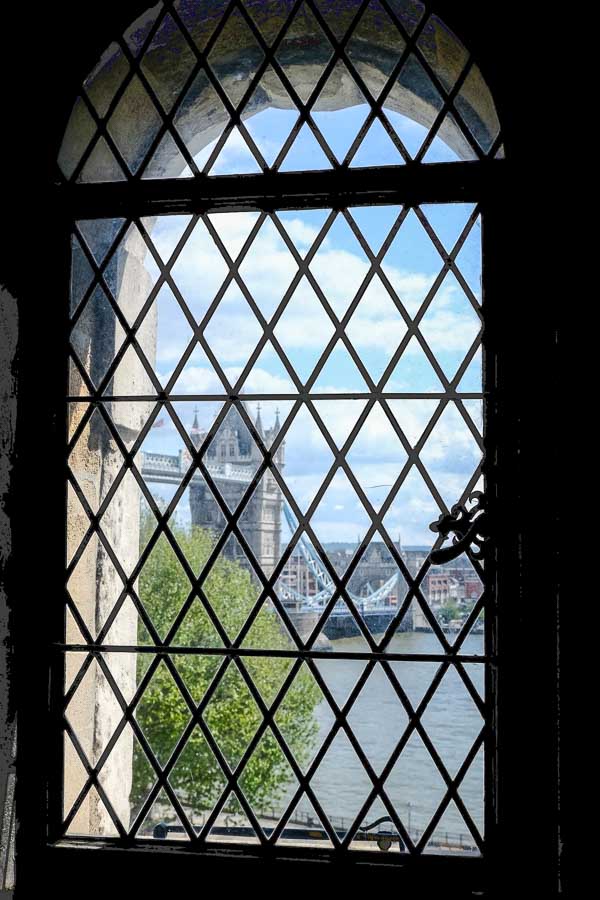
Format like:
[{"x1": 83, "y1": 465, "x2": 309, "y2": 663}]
[
  {"x1": 66, "y1": 393, "x2": 485, "y2": 402},
  {"x1": 54, "y1": 644, "x2": 489, "y2": 663},
  {"x1": 60, "y1": 160, "x2": 505, "y2": 219},
  {"x1": 152, "y1": 822, "x2": 411, "y2": 852}
]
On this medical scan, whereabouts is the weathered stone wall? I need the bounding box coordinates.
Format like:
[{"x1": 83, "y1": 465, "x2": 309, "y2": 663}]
[{"x1": 67, "y1": 224, "x2": 156, "y2": 835}]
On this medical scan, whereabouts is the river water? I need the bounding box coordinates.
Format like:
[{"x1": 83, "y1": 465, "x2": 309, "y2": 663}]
[{"x1": 281, "y1": 631, "x2": 485, "y2": 848}]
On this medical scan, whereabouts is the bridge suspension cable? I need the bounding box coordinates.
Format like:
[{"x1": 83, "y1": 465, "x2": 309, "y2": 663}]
[{"x1": 282, "y1": 502, "x2": 400, "y2": 609}]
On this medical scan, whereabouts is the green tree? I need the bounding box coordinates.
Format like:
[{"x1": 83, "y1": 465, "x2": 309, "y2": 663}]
[
  {"x1": 131, "y1": 517, "x2": 321, "y2": 821},
  {"x1": 437, "y1": 600, "x2": 461, "y2": 625}
]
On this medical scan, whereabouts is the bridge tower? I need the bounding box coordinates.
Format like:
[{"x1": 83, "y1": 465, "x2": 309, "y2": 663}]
[{"x1": 188, "y1": 405, "x2": 284, "y2": 578}]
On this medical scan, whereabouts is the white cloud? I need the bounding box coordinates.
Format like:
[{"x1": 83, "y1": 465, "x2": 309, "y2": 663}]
[
  {"x1": 140, "y1": 211, "x2": 483, "y2": 544},
  {"x1": 147, "y1": 210, "x2": 480, "y2": 372},
  {"x1": 281, "y1": 218, "x2": 321, "y2": 249}
]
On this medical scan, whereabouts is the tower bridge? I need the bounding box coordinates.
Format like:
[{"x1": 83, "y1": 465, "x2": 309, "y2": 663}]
[{"x1": 140, "y1": 407, "x2": 412, "y2": 637}]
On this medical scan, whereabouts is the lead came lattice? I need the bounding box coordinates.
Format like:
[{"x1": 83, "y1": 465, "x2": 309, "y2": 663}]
[{"x1": 60, "y1": 0, "x2": 497, "y2": 861}]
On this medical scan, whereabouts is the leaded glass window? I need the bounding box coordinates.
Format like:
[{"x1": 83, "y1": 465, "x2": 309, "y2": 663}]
[{"x1": 58, "y1": 0, "x2": 501, "y2": 861}]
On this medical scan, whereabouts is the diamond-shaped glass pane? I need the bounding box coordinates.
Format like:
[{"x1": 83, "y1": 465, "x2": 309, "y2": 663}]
[
  {"x1": 346, "y1": 2, "x2": 406, "y2": 101},
  {"x1": 237, "y1": 217, "x2": 299, "y2": 321},
  {"x1": 202, "y1": 662, "x2": 263, "y2": 771},
  {"x1": 276, "y1": 403, "x2": 335, "y2": 514},
  {"x1": 347, "y1": 664, "x2": 409, "y2": 775},
  {"x1": 202, "y1": 534, "x2": 262, "y2": 643},
  {"x1": 340, "y1": 534, "x2": 407, "y2": 641},
  {"x1": 386, "y1": 55, "x2": 444, "y2": 152},
  {"x1": 273, "y1": 533, "x2": 332, "y2": 641},
  {"x1": 107, "y1": 75, "x2": 163, "y2": 175},
  {"x1": 416, "y1": 14, "x2": 468, "y2": 95},
  {"x1": 309, "y1": 469, "x2": 371, "y2": 577},
  {"x1": 309, "y1": 730, "x2": 373, "y2": 839},
  {"x1": 275, "y1": 5, "x2": 333, "y2": 105},
  {"x1": 203, "y1": 284, "x2": 263, "y2": 374},
  {"x1": 418, "y1": 272, "x2": 481, "y2": 382},
  {"x1": 135, "y1": 658, "x2": 192, "y2": 768},
  {"x1": 420, "y1": 666, "x2": 483, "y2": 778},
  {"x1": 274, "y1": 662, "x2": 332, "y2": 774},
  {"x1": 382, "y1": 463, "x2": 440, "y2": 548},
  {"x1": 202, "y1": 404, "x2": 261, "y2": 509},
  {"x1": 420, "y1": 402, "x2": 482, "y2": 509},
  {"x1": 427, "y1": 551, "x2": 485, "y2": 649},
  {"x1": 238, "y1": 728, "x2": 299, "y2": 822},
  {"x1": 273, "y1": 278, "x2": 335, "y2": 383},
  {"x1": 383, "y1": 730, "x2": 448, "y2": 838},
  {"x1": 207, "y1": 7, "x2": 265, "y2": 110},
  {"x1": 308, "y1": 213, "x2": 370, "y2": 319},
  {"x1": 167, "y1": 723, "x2": 229, "y2": 824},
  {"x1": 70, "y1": 284, "x2": 126, "y2": 390},
  {"x1": 140, "y1": 13, "x2": 197, "y2": 115},
  {"x1": 346, "y1": 402, "x2": 408, "y2": 511},
  {"x1": 346, "y1": 277, "x2": 408, "y2": 383},
  {"x1": 381, "y1": 208, "x2": 442, "y2": 316},
  {"x1": 137, "y1": 532, "x2": 195, "y2": 641},
  {"x1": 235, "y1": 450, "x2": 290, "y2": 580}
]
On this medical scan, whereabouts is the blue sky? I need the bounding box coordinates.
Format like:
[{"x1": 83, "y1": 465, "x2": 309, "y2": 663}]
[
  {"x1": 188, "y1": 97, "x2": 466, "y2": 175},
  {"x1": 78, "y1": 103, "x2": 483, "y2": 552}
]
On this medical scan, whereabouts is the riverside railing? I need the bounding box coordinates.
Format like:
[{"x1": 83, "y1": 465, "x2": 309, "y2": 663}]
[{"x1": 150, "y1": 804, "x2": 479, "y2": 853}]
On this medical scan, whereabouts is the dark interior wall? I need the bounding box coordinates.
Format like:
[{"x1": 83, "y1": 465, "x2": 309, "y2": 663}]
[{"x1": 0, "y1": 2, "x2": 561, "y2": 896}]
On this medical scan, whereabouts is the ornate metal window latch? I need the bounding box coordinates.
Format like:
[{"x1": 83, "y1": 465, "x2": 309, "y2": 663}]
[
  {"x1": 358, "y1": 816, "x2": 406, "y2": 852},
  {"x1": 429, "y1": 491, "x2": 490, "y2": 565}
]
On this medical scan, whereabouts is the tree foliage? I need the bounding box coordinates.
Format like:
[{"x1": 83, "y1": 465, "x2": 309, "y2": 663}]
[
  {"x1": 437, "y1": 600, "x2": 462, "y2": 624},
  {"x1": 131, "y1": 518, "x2": 321, "y2": 821}
]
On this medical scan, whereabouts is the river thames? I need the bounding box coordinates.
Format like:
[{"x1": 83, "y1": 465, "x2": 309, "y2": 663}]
[{"x1": 281, "y1": 630, "x2": 485, "y2": 849}]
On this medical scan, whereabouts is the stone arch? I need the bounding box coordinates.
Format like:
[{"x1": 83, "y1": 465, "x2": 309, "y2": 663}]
[{"x1": 59, "y1": 0, "x2": 501, "y2": 180}]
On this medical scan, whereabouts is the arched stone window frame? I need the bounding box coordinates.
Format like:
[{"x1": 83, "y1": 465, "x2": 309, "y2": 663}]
[{"x1": 0, "y1": 1, "x2": 560, "y2": 896}]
